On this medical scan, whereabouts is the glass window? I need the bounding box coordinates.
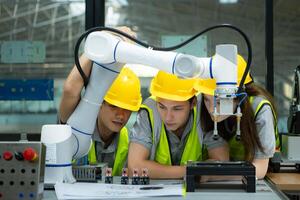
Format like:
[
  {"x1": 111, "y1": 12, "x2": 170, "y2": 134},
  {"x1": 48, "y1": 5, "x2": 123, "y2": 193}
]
[
  {"x1": 274, "y1": 0, "x2": 300, "y2": 133},
  {"x1": 0, "y1": 0, "x2": 85, "y2": 135},
  {"x1": 105, "y1": 0, "x2": 266, "y2": 83},
  {"x1": 105, "y1": 0, "x2": 266, "y2": 128}
]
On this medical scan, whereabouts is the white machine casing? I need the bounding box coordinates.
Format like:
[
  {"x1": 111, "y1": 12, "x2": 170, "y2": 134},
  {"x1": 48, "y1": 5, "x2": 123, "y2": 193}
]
[
  {"x1": 281, "y1": 134, "x2": 300, "y2": 161},
  {"x1": 41, "y1": 125, "x2": 76, "y2": 184}
]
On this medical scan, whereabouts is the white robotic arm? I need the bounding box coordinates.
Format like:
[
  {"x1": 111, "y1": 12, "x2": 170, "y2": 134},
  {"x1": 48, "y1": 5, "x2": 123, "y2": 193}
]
[
  {"x1": 42, "y1": 56, "x2": 123, "y2": 184},
  {"x1": 84, "y1": 31, "x2": 241, "y2": 140},
  {"x1": 84, "y1": 31, "x2": 238, "y2": 91},
  {"x1": 41, "y1": 30, "x2": 239, "y2": 184}
]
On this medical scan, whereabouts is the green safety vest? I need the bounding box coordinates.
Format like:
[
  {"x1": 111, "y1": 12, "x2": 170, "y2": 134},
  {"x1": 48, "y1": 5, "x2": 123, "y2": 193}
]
[
  {"x1": 141, "y1": 100, "x2": 202, "y2": 165},
  {"x1": 88, "y1": 127, "x2": 129, "y2": 176},
  {"x1": 228, "y1": 96, "x2": 280, "y2": 160}
]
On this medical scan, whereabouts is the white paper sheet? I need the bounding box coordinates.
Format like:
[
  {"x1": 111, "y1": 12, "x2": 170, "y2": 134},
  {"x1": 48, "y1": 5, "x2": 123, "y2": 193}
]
[{"x1": 55, "y1": 182, "x2": 184, "y2": 199}]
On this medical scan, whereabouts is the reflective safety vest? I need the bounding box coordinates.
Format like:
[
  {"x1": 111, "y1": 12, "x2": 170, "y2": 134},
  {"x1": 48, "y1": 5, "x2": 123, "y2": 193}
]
[
  {"x1": 141, "y1": 100, "x2": 203, "y2": 165},
  {"x1": 88, "y1": 127, "x2": 129, "y2": 176},
  {"x1": 228, "y1": 96, "x2": 280, "y2": 160}
]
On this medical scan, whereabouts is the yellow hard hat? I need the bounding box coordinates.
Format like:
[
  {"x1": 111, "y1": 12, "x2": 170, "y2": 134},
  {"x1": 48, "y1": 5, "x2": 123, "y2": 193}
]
[
  {"x1": 150, "y1": 71, "x2": 197, "y2": 101},
  {"x1": 195, "y1": 55, "x2": 253, "y2": 95},
  {"x1": 104, "y1": 67, "x2": 142, "y2": 111}
]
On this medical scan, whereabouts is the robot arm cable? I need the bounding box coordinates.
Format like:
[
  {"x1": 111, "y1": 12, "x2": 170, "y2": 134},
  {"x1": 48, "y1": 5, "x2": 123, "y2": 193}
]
[{"x1": 74, "y1": 24, "x2": 252, "y2": 93}]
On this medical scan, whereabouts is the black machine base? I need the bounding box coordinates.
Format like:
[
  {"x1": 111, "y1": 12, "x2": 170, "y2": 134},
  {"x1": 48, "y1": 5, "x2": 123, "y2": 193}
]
[{"x1": 186, "y1": 161, "x2": 256, "y2": 193}]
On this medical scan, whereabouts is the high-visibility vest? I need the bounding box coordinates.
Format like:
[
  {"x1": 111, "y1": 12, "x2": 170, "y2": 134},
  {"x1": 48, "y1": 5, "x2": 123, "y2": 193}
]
[
  {"x1": 141, "y1": 99, "x2": 203, "y2": 165},
  {"x1": 228, "y1": 96, "x2": 279, "y2": 160},
  {"x1": 88, "y1": 127, "x2": 129, "y2": 176}
]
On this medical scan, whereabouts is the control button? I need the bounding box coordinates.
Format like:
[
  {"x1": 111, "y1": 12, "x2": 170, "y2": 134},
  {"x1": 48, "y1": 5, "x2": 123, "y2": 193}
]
[
  {"x1": 23, "y1": 148, "x2": 38, "y2": 161},
  {"x1": 29, "y1": 193, "x2": 35, "y2": 198},
  {"x1": 18, "y1": 193, "x2": 24, "y2": 198},
  {"x1": 3, "y1": 151, "x2": 13, "y2": 161},
  {"x1": 15, "y1": 152, "x2": 24, "y2": 161}
]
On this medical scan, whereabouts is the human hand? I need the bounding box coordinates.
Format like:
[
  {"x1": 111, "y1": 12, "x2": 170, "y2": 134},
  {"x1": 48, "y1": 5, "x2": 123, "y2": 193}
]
[{"x1": 109, "y1": 26, "x2": 137, "y2": 43}]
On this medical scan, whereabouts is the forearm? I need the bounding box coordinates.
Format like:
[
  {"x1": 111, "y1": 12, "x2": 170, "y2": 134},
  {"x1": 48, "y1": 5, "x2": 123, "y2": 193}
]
[
  {"x1": 65, "y1": 56, "x2": 92, "y2": 93},
  {"x1": 207, "y1": 145, "x2": 229, "y2": 161},
  {"x1": 59, "y1": 55, "x2": 92, "y2": 123},
  {"x1": 128, "y1": 142, "x2": 185, "y2": 179},
  {"x1": 203, "y1": 159, "x2": 268, "y2": 182},
  {"x1": 129, "y1": 159, "x2": 185, "y2": 179},
  {"x1": 252, "y1": 158, "x2": 269, "y2": 179}
]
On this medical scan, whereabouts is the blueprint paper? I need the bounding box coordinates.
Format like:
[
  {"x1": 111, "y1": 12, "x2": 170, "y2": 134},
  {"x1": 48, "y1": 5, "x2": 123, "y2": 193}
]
[{"x1": 55, "y1": 182, "x2": 184, "y2": 199}]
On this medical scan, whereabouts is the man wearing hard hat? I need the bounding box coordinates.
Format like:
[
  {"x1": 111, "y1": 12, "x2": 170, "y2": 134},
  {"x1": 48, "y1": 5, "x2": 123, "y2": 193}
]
[{"x1": 128, "y1": 71, "x2": 227, "y2": 178}]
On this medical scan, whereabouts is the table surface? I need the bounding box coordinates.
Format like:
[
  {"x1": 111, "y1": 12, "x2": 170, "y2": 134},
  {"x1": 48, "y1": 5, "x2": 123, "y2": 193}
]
[
  {"x1": 43, "y1": 179, "x2": 287, "y2": 200},
  {"x1": 266, "y1": 173, "x2": 300, "y2": 191}
]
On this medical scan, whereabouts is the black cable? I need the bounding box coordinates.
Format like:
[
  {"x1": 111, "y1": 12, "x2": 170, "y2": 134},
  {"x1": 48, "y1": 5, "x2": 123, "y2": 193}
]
[
  {"x1": 75, "y1": 24, "x2": 252, "y2": 92},
  {"x1": 74, "y1": 27, "x2": 147, "y2": 87}
]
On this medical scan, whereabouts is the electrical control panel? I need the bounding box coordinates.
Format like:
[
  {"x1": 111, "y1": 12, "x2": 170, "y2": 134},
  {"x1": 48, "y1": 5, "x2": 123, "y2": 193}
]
[{"x1": 0, "y1": 142, "x2": 46, "y2": 200}]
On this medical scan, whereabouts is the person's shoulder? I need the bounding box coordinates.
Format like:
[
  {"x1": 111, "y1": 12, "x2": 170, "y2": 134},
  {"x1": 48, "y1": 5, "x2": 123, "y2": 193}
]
[
  {"x1": 250, "y1": 95, "x2": 270, "y2": 111},
  {"x1": 142, "y1": 97, "x2": 157, "y2": 109},
  {"x1": 251, "y1": 95, "x2": 267, "y2": 102}
]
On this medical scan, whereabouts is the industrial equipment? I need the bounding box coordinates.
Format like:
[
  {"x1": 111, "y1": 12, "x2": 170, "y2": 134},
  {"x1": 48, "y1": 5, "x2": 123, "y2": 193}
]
[
  {"x1": 282, "y1": 66, "x2": 300, "y2": 165},
  {"x1": 0, "y1": 141, "x2": 45, "y2": 200},
  {"x1": 270, "y1": 65, "x2": 300, "y2": 172},
  {"x1": 41, "y1": 25, "x2": 252, "y2": 184},
  {"x1": 186, "y1": 161, "x2": 256, "y2": 193}
]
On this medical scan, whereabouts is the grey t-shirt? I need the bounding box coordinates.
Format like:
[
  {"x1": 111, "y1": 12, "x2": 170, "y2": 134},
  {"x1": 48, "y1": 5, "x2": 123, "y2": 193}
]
[
  {"x1": 204, "y1": 104, "x2": 276, "y2": 160},
  {"x1": 91, "y1": 125, "x2": 119, "y2": 168},
  {"x1": 130, "y1": 96, "x2": 215, "y2": 165}
]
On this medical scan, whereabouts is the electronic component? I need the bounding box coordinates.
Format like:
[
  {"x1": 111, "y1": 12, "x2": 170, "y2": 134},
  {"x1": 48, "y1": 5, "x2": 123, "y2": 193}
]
[
  {"x1": 104, "y1": 168, "x2": 113, "y2": 184},
  {"x1": 121, "y1": 168, "x2": 129, "y2": 185},
  {"x1": 140, "y1": 168, "x2": 150, "y2": 185},
  {"x1": 72, "y1": 163, "x2": 107, "y2": 182},
  {"x1": 131, "y1": 168, "x2": 140, "y2": 185}
]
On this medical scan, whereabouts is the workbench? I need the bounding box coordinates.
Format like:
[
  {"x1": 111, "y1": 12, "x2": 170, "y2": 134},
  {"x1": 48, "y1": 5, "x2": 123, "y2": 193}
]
[
  {"x1": 267, "y1": 173, "x2": 300, "y2": 199},
  {"x1": 43, "y1": 178, "x2": 288, "y2": 200}
]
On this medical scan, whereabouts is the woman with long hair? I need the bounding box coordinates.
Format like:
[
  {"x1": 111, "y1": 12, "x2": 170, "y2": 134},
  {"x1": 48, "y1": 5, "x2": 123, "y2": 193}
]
[{"x1": 197, "y1": 55, "x2": 279, "y2": 179}]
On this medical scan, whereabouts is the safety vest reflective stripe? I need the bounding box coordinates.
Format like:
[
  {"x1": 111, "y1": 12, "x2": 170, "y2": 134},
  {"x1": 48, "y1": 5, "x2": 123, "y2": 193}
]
[
  {"x1": 87, "y1": 127, "x2": 129, "y2": 176},
  {"x1": 88, "y1": 141, "x2": 97, "y2": 164},
  {"x1": 229, "y1": 96, "x2": 279, "y2": 160},
  {"x1": 112, "y1": 128, "x2": 129, "y2": 176},
  {"x1": 141, "y1": 96, "x2": 156, "y2": 143},
  {"x1": 141, "y1": 100, "x2": 202, "y2": 166},
  {"x1": 179, "y1": 107, "x2": 202, "y2": 164},
  {"x1": 155, "y1": 122, "x2": 172, "y2": 165},
  {"x1": 249, "y1": 96, "x2": 280, "y2": 149}
]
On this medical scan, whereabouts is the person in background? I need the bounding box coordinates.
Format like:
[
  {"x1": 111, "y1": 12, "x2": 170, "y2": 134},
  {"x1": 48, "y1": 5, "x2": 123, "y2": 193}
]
[
  {"x1": 59, "y1": 27, "x2": 142, "y2": 176},
  {"x1": 128, "y1": 71, "x2": 227, "y2": 179},
  {"x1": 197, "y1": 55, "x2": 279, "y2": 179}
]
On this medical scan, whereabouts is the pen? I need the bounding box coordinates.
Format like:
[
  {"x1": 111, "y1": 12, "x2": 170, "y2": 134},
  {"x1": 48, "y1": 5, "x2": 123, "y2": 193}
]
[{"x1": 139, "y1": 186, "x2": 163, "y2": 190}]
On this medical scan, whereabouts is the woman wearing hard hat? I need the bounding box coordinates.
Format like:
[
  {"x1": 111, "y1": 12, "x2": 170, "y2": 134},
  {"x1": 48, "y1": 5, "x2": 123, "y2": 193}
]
[
  {"x1": 197, "y1": 55, "x2": 279, "y2": 179},
  {"x1": 128, "y1": 71, "x2": 227, "y2": 179}
]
